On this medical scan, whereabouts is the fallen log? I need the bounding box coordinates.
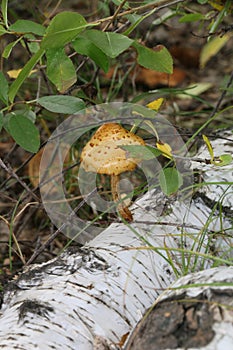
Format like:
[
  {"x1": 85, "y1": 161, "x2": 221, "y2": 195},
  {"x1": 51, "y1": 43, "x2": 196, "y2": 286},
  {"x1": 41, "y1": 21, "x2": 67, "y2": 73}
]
[
  {"x1": 0, "y1": 130, "x2": 232, "y2": 349},
  {"x1": 125, "y1": 266, "x2": 233, "y2": 350}
]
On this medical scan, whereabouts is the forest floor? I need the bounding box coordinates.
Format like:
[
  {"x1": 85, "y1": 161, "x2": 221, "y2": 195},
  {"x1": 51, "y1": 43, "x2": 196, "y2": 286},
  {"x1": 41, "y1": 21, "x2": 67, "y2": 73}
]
[{"x1": 0, "y1": 1, "x2": 233, "y2": 289}]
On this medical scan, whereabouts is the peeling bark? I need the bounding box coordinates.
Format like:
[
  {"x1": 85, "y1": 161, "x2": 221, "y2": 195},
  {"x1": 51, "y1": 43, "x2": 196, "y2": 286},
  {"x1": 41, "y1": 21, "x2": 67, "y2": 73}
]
[{"x1": 0, "y1": 130, "x2": 232, "y2": 349}]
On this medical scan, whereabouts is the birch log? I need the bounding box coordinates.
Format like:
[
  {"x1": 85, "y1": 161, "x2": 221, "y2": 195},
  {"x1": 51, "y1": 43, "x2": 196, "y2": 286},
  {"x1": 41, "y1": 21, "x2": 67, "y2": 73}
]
[
  {"x1": 125, "y1": 266, "x2": 233, "y2": 350},
  {"x1": 0, "y1": 130, "x2": 232, "y2": 349}
]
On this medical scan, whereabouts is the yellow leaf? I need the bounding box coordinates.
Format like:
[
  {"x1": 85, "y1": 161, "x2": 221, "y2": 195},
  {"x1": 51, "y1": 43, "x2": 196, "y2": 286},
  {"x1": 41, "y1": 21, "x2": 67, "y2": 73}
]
[
  {"x1": 202, "y1": 134, "x2": 214, "y2": 161},
  {"x1": 7, "y1": 68, "x2": 37, "y2": 79},
  {"x1": 156, "y1": 140, "x2": 173, "y2": 159},
  {"x1": 177, "y1": 82, "x2": 212, "y2": 99},
  {"x1": 209, "y1": 0, "x2": 225, "y2": 11},
  {"x1": 208, "y1": 0, "x2": 233, "y2": 11},
  {"x1": 200, "y1": 33, "x2": 231, "y2": 68},
  {"x1": 147, "y1": 98, "x2": 164, "y2": 111}
]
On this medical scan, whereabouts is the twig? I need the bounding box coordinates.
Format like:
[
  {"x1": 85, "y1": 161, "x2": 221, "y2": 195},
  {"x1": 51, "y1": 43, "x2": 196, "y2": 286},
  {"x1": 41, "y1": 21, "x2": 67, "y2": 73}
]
[
  {"x1": 0, "y1": 215, "x2": 26, "y2": 265},
  {"x1": 92, "y1": 0, "x2": 184, "y2": 26},
  {"x1": 207, "y1": 69, "x2": 233, "y2": 122},
  {"x1": 103, "y1": 0, "x2": 128, "y2": 31},
  {"x1": 197, "y1": 69, "x2": 233, "y2": 137},
  {"x1": 0, "y1": 158, "x2": 40, "y2": 202},
  {"x1": 25, "y1": 188, "x2": 98, "y2": 266},
  {"x1": 42, "y1": 0, "x2": 63, "y2": 25}
]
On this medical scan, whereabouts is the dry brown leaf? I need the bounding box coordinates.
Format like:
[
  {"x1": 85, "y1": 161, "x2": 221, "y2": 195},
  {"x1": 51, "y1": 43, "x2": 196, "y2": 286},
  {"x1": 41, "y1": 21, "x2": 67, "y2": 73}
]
[
  {"x1": 135, "y1": 66, "x2": 186, "y2": 88},
  {"x1": 28, "y1": 148, "x2": 43, "y2": 188},
  {"x1": 104, "y1": 65, "x2": 186, "y2": 88},
  {"x1": 28, "y1": 145, "x2": 76, "y2": 188},
  {"x1": 170, "y1": 45, "x2": 201, "y2": 68}
]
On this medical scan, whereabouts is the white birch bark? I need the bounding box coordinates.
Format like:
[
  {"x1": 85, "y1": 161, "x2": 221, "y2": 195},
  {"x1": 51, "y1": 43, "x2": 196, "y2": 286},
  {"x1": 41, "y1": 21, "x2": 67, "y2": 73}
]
[
  {"x1": 0, "y1": 131, "x2": 232, "y2": 349},
  {"x1": 125, "y1": 266, "x2": 233, "y2": 350},
  {"x1": 192, "y1": 129, "x2": 233, "y2": 210}
]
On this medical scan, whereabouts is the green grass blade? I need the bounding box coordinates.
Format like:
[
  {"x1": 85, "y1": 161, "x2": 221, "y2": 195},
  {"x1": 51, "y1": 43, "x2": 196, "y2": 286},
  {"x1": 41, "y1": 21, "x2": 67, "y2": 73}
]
[
  {"x1": 8, "y1": 47, "x2": 45, "y2": 103},
  {"x1": 1, "y1": 0, "x2": 9, "y2": 28}
]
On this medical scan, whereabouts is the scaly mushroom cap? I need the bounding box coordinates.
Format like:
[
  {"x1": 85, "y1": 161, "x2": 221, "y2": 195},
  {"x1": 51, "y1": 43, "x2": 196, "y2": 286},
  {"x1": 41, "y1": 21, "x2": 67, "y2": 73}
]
[{"x1": 80, "y1": 123, "x2": 145, "y2": 175}]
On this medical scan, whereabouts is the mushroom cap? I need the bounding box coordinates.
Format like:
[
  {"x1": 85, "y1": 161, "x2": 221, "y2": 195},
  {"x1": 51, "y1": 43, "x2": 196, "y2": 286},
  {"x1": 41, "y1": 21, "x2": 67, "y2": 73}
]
[{"x1": 80, "y1": 123, "x2": 145, "y2": 175}]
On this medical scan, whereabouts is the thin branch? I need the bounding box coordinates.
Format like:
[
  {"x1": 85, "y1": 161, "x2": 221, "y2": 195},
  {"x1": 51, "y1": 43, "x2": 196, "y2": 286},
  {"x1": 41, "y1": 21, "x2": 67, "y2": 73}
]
[
  {"x1": 0, "y1": 158, "x2": 40, "y2": 202},
  {"x1": 208, "y1": 69, "x2": 233, "y2": 120},
  {"x1": 92, "y1": 0, "x2": 184, "y2": 26},
  {"x1": 103, "y1": 0, "x2": 128, "y2": 31},
  {"x1": 25, "y1": 188, "x2": 98, "y2": 266}
]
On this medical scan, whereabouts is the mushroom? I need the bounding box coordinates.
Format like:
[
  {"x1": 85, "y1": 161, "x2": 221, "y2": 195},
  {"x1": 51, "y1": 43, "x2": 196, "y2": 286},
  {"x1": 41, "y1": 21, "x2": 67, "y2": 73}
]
[{"x1": 80, "y1": 123, "x2": 145, "y2": 221}]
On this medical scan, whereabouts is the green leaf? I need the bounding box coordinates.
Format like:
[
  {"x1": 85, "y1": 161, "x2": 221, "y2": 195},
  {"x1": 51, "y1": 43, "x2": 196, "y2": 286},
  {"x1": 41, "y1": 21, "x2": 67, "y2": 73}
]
[
  {"x1": 0, "y1": 24, "x2": 7, "y2": 36},
  {"x1": 123, "y1": 14, "x2": 144, "y2": 36},
  {"x1": 159, "y1": 167, "x2": 183, "y2": 196},
  {"x1": 37, "y1": 95, "x2": 85, "y2": 114},
  {"x1": 8, "y1": 47, "x2": 45, "y2": 103},
  {"x1": 213, "y1": 154, "x2": 233, "y2": 167},
  {"x1": 9, "y1": 20, "x2": 45, "y2": 35},
  {"x1": 121, "y1": 145, "x2": 161, "y2": 160},
  {"x1": 0, "y1": 71, "x2": 9, "y2": 104},
  {"x1": 12, "y1": 109, "x2": 36, "y2": 123},
  {"x1": 0, "y1": 112, "x2": 3, "y2": 132},
  {"x1": 8, "y1": 114, "x2": 40, "y2": 153},
  {"x1": 72, "y1": 36, "x2": 109, "y2": 72},
  {"x1": 179, "y1": 13, "x2": 204, "y2": 23},
  {"x1": 4, "y1": 110, "x2": 36, "y2": 132},
  {"x1": 25, "y1": 34, "x2": 40, "y2": 54},
  {"x1": 111, "y1": 0, "x2": 130, "y2": 8},
  {"x1": 41, "y1": 12, "x2": 87, "y2": 49},
  {"x1": 46, "y1": 48, "x2": 77, "y2": 93},
  {"x1": 133, "y1": 42, "x2": 173, "y2": 74},
  {"x1": 84, "y1": 30, "x2": 133, "y2": 58},
  {"x1": 2, "y1": 39, "x2": 21, "y2": 58}
]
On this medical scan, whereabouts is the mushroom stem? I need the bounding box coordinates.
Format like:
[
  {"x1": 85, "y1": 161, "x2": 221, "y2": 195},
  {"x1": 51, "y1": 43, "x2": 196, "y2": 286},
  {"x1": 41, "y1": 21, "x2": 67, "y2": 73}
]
[
  {"x1": 110, "y1": 174, "x2": 133, "y2": 222},
  {"x1": 111, "y1": 174, "x2": 120, "y2": 203}
]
